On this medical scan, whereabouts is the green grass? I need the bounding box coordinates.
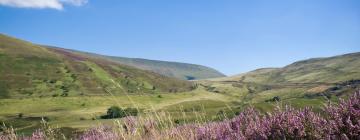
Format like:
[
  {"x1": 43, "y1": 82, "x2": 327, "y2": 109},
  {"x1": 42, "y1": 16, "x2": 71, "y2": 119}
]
[
  {"x1": 0, "y1": 80, "x2": 343, "y2": 136},
  {"x1": 0, "y1": 88, "x2": 232, "y2": 131}
]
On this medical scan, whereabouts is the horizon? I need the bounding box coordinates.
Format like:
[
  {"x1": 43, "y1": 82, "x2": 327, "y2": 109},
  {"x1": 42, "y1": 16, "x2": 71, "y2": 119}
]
[{"x1": 1, "y1": 0, "x2": 359, "y2": 75}]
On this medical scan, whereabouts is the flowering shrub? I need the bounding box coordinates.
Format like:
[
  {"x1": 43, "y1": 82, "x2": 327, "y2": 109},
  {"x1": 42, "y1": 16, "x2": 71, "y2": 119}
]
[
  {"x1": 1, "y1": 91, "x2": 359, "y2": 140},
  {"x1": 326, "y1": 91, "x2": 360, "y2": 139}
]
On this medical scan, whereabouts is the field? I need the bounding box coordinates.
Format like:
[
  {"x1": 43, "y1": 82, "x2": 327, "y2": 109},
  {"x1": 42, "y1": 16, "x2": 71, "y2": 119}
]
[
  {"x1": 2, "y1": 78, "x2": 357, "y2": 137},
  {"x1": 0, "y1": 86, "x2": 230, "y2": 135}
]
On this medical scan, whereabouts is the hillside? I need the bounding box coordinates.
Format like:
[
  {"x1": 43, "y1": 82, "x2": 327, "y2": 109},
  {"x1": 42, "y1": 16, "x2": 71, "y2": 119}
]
[
  {"x1": 219, "y1": 52, "x2": 360, "y2": 84},
  {"x1": 62, "y1": 50, "x2": 225, "y2": 80},
  {"x1": 0, "y1": 34, "x2": 194, "y2": 98},
  {"x1": 201, "y1": 52, "x2": 360, "y2": 112},
  {"x1": 102, "y1": 56, "x2": 225, "y2": 80}
]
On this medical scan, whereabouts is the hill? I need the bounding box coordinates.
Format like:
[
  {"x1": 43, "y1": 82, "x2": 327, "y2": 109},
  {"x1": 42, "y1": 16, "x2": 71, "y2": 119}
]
[
  {"x1": 0, "y1": 34, "x2": 194, "y2": 98},
  {"x1": 201, "y1": 52, "x2": 360, "y2": 112},
  {"x1": 219, "y1": 52, "x2": 360, "y2": 84},
  {"x1": 60, "y1": 49, "x2": 225, "y2": 80}
]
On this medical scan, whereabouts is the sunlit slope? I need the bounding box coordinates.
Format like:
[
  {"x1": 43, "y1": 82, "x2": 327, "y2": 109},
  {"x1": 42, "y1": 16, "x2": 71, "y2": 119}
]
[
  {"x1": 0, "y1": 34, "x2": 194, "y2": 98},
  {"x1": 104, "y1": 56, "x2": 226, "y2": 80},
  {"x1": 67, "y1": 50, "x2": 226, "y2": 80},
  {"x1": 220, "y1": 53, "x2": 360, "y2": 84}
]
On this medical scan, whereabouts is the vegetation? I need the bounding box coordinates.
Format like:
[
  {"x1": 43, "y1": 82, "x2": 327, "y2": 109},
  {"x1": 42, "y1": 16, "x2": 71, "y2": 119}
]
[
  {"x1": 74, "y1": 51, "x2": 226, "y2": 80},
  {"x1": 212, "y1": 52, "x2": 360, "y2": 84},
  {"x1": 0, "y1": 34, "x2": 194, "y2": 98},
  {"x1": 1, "y1": 91, "x2": 359, "y2": 139},
  {"x1": 101, "y1": 106, "x2": 138, "y2": 119},
  {"x1": 1, "y1": 34, "x2": 360, "y2": 138}
]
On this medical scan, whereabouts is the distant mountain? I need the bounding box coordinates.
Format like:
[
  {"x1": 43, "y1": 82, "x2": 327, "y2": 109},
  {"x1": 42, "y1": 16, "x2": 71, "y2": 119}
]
[
  {"x1": 0, "y1": 34, "x2": 194, "y2": 98},
  {"x1": 217, "y1": 52, "x2": 360, "y2": 84},
  {"x1": 62, "y1": 50, "x2": 225, "y2": 80}
]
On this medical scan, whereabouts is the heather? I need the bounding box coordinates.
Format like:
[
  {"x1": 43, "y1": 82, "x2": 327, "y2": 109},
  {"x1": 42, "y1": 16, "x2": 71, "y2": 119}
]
[{"x1": 0, "y1": 91, "x2": 359, "y2": 140}]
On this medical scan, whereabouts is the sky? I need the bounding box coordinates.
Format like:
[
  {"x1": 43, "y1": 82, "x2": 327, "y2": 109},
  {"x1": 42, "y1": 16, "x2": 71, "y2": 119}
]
[{"x1": 0, "y1": 0, "x2": 359, "y2": 75}]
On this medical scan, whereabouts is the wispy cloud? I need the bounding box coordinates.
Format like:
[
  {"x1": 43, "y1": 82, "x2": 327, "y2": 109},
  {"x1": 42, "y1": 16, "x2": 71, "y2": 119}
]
[{"x1": 0, "y1": 0, "x2": 88, "y2": 10}]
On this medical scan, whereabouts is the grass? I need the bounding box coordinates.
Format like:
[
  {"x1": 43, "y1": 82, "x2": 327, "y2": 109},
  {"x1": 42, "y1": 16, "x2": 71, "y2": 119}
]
[
  {"x1": 1, "y1": 80, "x2": 349, "y2": 136},
  {"x1": 0, "y1": 87, "x2": 232, "y2": 133}
]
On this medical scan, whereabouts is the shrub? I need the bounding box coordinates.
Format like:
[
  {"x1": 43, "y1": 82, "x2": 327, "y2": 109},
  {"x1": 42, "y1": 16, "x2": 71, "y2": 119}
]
[
  {"x1": 174, "y1": 119, "x2": 180, "y2": 124},
  {"x1": 18, "y1": 113, "x2": 23, "y2": 118},
  {"x1": 265, "y1": 96, "x2": 281, "y2": 102},
  {"x1": 101, "y1": 106, "x2": 138, "y2": 119},
  {"x1": 101, "y1": 106, "x2": 126, "y2": 119}
]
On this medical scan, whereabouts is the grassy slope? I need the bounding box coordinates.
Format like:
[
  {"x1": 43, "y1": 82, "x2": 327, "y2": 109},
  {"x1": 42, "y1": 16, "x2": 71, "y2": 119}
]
[
  {"x1": 0, "y1": 34, "x2": 194, "y2": 98},
  {"x1": 219, "y1": 52, "x2": 360, "y2": 84},
  {"x1": 65, "y1": 49, "x2": 226, "y2": 80},
  {"x1": 205, "y1": 52, "x2": 360, "y2": 112},
  {"x1": 104, "y1": 56, "x2": 226, "y2": 80}
]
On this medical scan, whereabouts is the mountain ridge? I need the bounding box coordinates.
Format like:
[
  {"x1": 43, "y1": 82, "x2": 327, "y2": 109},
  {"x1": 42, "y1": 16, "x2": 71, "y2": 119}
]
[{"x1": 43, "y1": 46, "x2": 226, "y2": 80}]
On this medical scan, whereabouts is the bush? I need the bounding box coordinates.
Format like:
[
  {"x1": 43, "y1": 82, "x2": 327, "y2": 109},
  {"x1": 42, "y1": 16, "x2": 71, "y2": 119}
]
[
  {"x1": 18, "y1": 113, "x2": 23, "y2": 118},
  {"x1": 101, "y1": 106, "x2": 138, "y2": 119},
  {"x1": 265, "y1": 96, "x2": 281, "y2": 102},
  {"x1": 101, "y1": 106, "x2": 125, "y2": 119},
  {"x1": 174, "y1": 119, "x2": 180, "y2": 124}
]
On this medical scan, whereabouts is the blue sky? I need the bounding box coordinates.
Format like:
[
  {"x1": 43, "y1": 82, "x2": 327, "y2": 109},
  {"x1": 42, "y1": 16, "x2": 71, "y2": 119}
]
[{"x1": 0, "y1": 0, "x2": 359, "y2": 75}]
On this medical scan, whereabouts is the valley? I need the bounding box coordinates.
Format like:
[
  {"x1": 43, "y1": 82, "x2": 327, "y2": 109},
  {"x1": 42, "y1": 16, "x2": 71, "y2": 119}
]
[{"x1": 0, "y1": 34, "x2": 360, "y2": 137}]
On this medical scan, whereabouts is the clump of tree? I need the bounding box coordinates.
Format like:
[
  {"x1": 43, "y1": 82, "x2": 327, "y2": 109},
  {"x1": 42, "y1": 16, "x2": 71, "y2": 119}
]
[
  {"x1": 101, "y1": 106, "x2": 138, "y2": 119},
  {"x1": 265, "y1": 96, "x2": 281, "y2": 102}
]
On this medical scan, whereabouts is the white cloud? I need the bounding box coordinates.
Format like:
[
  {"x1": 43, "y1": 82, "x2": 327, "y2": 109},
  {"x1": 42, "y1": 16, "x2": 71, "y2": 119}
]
[
  {"x1": 60, "y1": 0, "x2": 87, "y2": 6},
  {"x1": 0, "y1": 0, "x2": 88, "y2": 10}
]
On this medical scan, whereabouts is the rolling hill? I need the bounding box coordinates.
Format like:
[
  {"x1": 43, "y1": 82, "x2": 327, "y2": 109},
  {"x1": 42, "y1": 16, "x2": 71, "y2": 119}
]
[
  {"x1": 218, "y1": 52, "x2": 360, "y2": 84},
  {"x1": 0, "y1": 34, "x2": 195, "y2": 98},
  {"x1": 58, "y1": 49, "x2": 225, "y2": 80},
  {"x1": 202, "y1": 52, "x2": 360, "y2": 112},
  {"x1": 98, "y1": 56, "x2": 225, "y2": 80}
]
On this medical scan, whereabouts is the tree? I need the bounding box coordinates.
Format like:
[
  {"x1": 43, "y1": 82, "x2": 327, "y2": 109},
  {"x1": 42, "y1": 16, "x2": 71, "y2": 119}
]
[
  {"x1": 101, "y1": 106, "x2": 138, "y2": 119},
  {"x1": 103, "y1": 106, "x2": 125, "y2": 119}
]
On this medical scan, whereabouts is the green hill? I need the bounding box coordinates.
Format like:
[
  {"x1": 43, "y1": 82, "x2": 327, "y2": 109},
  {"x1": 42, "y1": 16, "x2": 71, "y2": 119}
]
[
  {"x1": 101, "y1": 56, "x2": 225, "y2": 80},
  {"x1": 0, "y1": 34, "x2": 194, "y2": 98},
  {"x1": 220, "y1": 52, "x2": 360, "y2": 84},
  {"x1": 61, "y1": 50, "x2": 225, "y2": 80},
  {"x1": 200, "y1": 52, "x2": 360, "y2": 113}
]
